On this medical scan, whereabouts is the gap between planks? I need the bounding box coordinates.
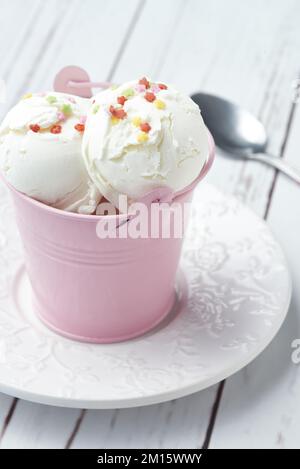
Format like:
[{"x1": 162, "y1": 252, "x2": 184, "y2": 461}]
[
  {"x1": 0, "y1": 398, "x2": 18, "y2": 442},
  {"x1": 65, "y1": 410, "x2": 87, "y2": 450}
]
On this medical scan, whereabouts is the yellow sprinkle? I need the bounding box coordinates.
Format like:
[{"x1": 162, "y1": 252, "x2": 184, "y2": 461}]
[
  {"x1": 137, "y1": 132, "x2": 149, "y2": 143},
  {"x1": 111, "y1": 116, "x2": 120, "y2": 125},
  {"x1": 22, "y1": 93, "x2": 32, "y2": 100},
  {"x1": 132, "y1": 117, "x2": 142, "y2": 127},
  {"x1": 154, "y1": 99, "x2": 166, "y2": 110}
]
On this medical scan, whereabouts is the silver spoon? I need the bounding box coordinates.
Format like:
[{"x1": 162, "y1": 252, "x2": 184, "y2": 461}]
[{"x1": 191, "y1": 92, "x2": 300, "y2": 184}]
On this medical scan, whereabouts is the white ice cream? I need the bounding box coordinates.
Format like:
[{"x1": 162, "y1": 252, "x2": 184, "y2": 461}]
[
  {"x1": 0, "y1": 92, "x2": 101, "y2": 214},
  {"x1": 82, "y1": 78, "x2": 209, "y2": 210}
]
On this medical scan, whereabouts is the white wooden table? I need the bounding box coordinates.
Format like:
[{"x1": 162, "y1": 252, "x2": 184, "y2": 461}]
[{"x1": 0, "y1": 0, "x2": 300, "y2": 449}]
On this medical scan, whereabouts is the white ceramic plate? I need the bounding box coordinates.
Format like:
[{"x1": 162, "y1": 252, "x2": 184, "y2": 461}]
[{"x1": 0, "y1": 183, "x2": 291, "y2": 408}]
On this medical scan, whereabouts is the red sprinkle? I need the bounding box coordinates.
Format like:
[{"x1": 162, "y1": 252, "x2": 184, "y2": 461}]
[
  {"x1": 144, "y1": 92, "x2": 156, "y2": 103},
  {"x1": 29, "y1": 124, "x2": 40, "y2": 133},
  {"x1": 114, "y1": 108, "x2": 127, "y2": 119},
  {"x1": 140, "y1": 122, "x2": 151, "y2": 133},
  {"x1": 158, "y1": 83, "x2": 168, "y2": 90},
  {"x1": 109, "y1": 105, "x2": 127, "y2": 119},
  {"x1": 139, "y1": 77, "x2": 150, "y2": 89},
  {"x1": 50, "y1": 124, "x2": 62, "y2": 134},
  {"x1": 117, "y1": 95, "x2": 127, "y2": 106},
  {"x1": 74, "y1": 123, "x2": 85, "y2": 132}
]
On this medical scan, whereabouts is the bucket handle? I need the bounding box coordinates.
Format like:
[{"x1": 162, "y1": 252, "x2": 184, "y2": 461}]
[{"x1": 54, "y1": 66, "x2": 112, "y2": 98}]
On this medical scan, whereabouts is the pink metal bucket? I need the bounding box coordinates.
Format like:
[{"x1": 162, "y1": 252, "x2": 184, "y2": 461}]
[{"x1": 7, "y1": 134, "x2": 215, "y2": 343}]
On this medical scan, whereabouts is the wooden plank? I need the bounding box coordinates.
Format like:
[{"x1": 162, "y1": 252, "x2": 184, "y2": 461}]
[{"x1": 210, "y1": 103, "x2": 300, "y2": 449}]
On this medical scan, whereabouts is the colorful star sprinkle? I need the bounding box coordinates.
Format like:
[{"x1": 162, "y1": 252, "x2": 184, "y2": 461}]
[
  {"x1": 139, "y1": 77, "x2": 150, "y2": 89},
  {"x1": 50, "y1": 124, "x2": 62, "y2": 134},
  {"x1": 140, "y1": 122, "x2": 151, "y2": 133},
  {"x1": 137, "y1": 132, "x2": 149, "y2": 143},
  {"x1": 132, "y1": 117, "x2": 142, "y2": 127},
  {"x1": 61, "y1": 104, "x2": 72, "y2": 116},
  {"x1": 74, "y1": 123, "x2": 85, "y2": 132},
  {"x1": 150, "y1": 84, "x2": 161, "y2": 94},
  {"x1": 29, "y1": 124, "x2": 40, "y2": 133},
  {"x1": 57, "y1": 112, "x2": 66, "y2": 122},
  {"x1": 123, "y1": 88, "x2": 135, "y2": 98},
  {"x1": 109, "y1": 105, "x2": 127, "y2": 120},
  {"x1": 115, "y1": 109, "x2": 127, "y2": 119},
  {"x1": 111, "y1": 117, "x2": 120, "y2": 125},
  {"x1": 22, "y1": 93, "x2": 33, "y2": 100},
  {"x1": 117, "y1": 96, "x2": 127, "y2": 106},
  {"x1": 92, "y1": 104, "x2": 100, "y2": 114},
  {"x1": 158, "y1": 83, "x2": 168, "y2": 90},
  {"x1": 154, "y1": 99, "x2": 166, "y2": 110},
  {"x1": 46, "y1": 95, "x2": 57, "y2": 104},
  {"x1": 144, "y1": 92, "x2": 156, "y2": 103},
  {"x1": 135, "y1": 84, "x2": 146, "y2": 93}
]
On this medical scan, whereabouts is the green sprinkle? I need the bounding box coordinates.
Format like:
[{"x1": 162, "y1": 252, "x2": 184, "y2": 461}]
[
  {"x1": 61, "y1": 104, "x2": 72, "y2": 116},
  {"x1": 123, "y1": 88, "x2": 134, "y2": 98},
  {"x1": 110, "y1": 84, "x2": 119, "y2": 90},
  {"x1": 46, "y1": 95, "x2": 57, "y2": 104},
  {"x1": 92, "y1": 104, "x2": 100, "y2": 114}
]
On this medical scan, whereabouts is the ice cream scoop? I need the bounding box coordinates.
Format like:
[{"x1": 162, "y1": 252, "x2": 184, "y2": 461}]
[
  {"x1": 82, "y1": 78, "x2": 209, "y2": 210},
  {"x1": 0, "y1": 92, "x2": 101, "y2": 214}
]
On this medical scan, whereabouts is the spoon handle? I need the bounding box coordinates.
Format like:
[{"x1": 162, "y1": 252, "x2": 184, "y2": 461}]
[{"x1": 248, "y1": 152, "x2": 300, "y2": 184}]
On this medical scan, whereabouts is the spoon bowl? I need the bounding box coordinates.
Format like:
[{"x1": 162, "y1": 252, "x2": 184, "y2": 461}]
[
  {"x1": 191, "y1": 93, "x2": 267, "y2": 155},
  {"x1": 191, "y1": 92, "x2": 300, "y2": 184}
]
